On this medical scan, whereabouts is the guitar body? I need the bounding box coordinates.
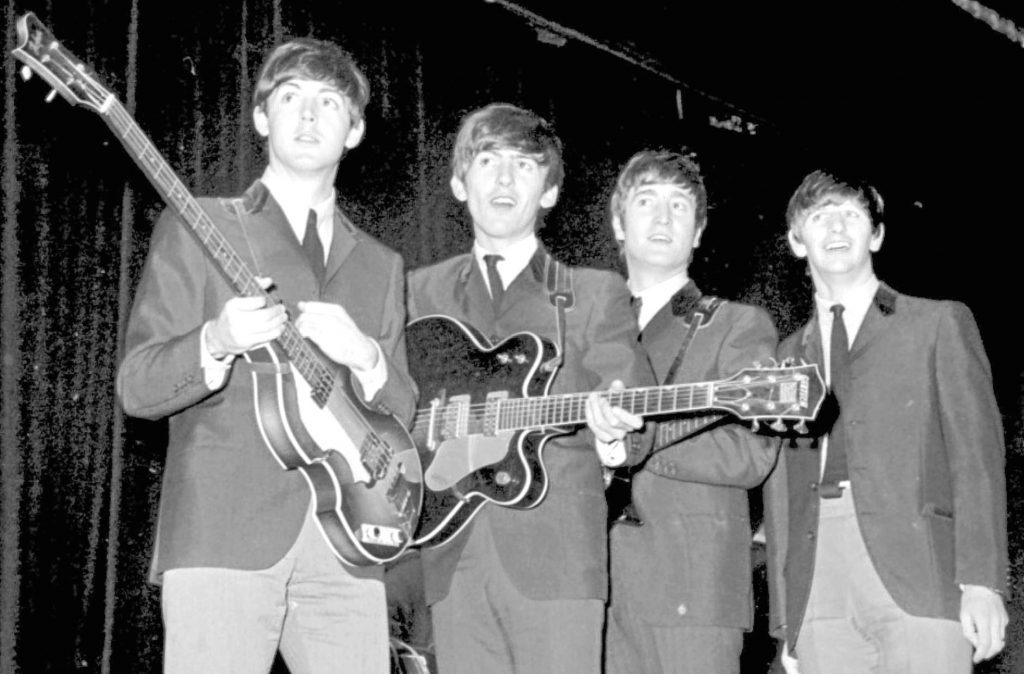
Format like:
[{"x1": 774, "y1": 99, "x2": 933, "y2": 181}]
[
  {"x1": 406, "y1": 315, "x2": 566, "y2": 546},
  {"x1": 246, "y1": 341, "x2": 422, "y2": 566}
]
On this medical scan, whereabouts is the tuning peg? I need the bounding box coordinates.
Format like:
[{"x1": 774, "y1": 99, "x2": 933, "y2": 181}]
[
  {"x1": 770, "y1": 418, "x2": 787, "y2": 433},
  {"x1": 20, "y1": 66, "x2": 32, "y2": 81},
  {"x1": 45, "y1": 89, "x2": 57, "y2": 103},
  {"x1": 794, "y1": 420, "x2": 808, "y2": 434},
  {"x1": 750, "y1": 419, "x2": 760, "y2": 432}
]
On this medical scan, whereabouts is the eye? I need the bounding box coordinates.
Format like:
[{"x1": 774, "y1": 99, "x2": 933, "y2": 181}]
[
  {"x1": 281, "y1": 91, "x2": 296, "y2": 103},
  {"x1": 671, "y1": 200, "x2": 691, "y2": 213},
  {"x1": 516, "y1": 158, "x2": 535, "y2": 171},
  {"x1": 320, "y1": 96, "x2": 340, "y2": 110}
]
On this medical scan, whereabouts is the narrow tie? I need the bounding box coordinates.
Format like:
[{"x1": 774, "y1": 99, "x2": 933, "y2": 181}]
[
  {"x1": 820, "y1": 303, "x2": 849, "y2": 497},
  {"x1": 484, "y1": 254, "x2": 504, "y2": 312},
  {"x1": 302, "y1": 208, "x2": 325, "y2": 286}
]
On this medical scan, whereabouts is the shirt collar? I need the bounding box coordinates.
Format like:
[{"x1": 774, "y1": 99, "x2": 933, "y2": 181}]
[
  {"x1": 259, "y1": 166, "x2": 336, "y2": 245},
  {"x1": 814, "y1": 273, "x2": 880, "y2": 346},
  {"x1": 629, "y1": 271, "x2": 689, "y2": 330},
  {"x1": 473, "y1": 235, "x2": 539, "y2": 290}
]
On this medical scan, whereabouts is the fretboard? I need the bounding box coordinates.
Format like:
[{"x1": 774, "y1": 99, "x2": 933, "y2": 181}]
[
  {"x1": 103, "y1": 100, "x2": 336, "y2": 406},
  {"x1": 495, "y1": 381, "x2": 718, "y2": 433}
]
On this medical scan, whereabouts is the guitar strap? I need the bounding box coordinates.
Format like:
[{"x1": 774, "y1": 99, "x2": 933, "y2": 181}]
[
  {"x1": 541, "y1": 253, "x2": 574, "y2": 374},
  {"x1": 661, "y1": 294, "x2": 723, "y2": 385}
]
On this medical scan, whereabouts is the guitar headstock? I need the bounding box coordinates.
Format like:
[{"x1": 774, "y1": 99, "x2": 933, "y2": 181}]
[
  {"x1": 11, "y1": 13, "x2": 113, "y2": 112},
  {"x1": 712, "y1": 360, "x2": 825, "y2": 433}
]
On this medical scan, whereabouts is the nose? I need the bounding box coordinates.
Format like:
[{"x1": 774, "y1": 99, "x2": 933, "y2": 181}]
[
  {"x1": 827, "y1": 212, "x2": 845, "y2": 232},
  {"x1": 654, "y1": 200, "x2": 671, "y2": 225},
  {"x1": 496, "y1": 158, "x2": 514, "y2": 186},
  {"x1": 301, "y1": 97, "x2": 317, "y2": 122}
]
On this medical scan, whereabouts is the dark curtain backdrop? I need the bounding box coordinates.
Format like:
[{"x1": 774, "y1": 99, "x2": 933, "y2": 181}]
[{"x1": 2, "y1": 1, "x2": 1021, "y2": 672}]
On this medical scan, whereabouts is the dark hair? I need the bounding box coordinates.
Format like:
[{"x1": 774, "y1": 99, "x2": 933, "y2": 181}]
[
  {"x1": 451, "y1": 103, "x2": 564, "y2": 190},
  {"x1": 786, "y1": 169, "x2": 884, "y2": 232},
  {"x1": 610, "y1": 149, "x2": 707, "y2": 230},
  {"x1": 252, "y1": 38, "x2": 369, "y2": 121}
]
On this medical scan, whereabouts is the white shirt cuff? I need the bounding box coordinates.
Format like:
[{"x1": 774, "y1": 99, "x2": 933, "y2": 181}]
[
  {"x1": 596, "y1": 438, "x2": 627, "y2": 467},
  {"x1": 353, "y1": 339, "x2": 387, "y2": 402},
  {"x1": 200, "y1": 321, "x2": 235, "y2": 391}
]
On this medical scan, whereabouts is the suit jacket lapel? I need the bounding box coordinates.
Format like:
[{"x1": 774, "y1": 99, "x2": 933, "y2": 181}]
[
  {"x1": 642, "y1": 281, "x2": 701, "y2": 378},
  {"x1": 452, "y1": 253, "x2": 495, "y2": 330},
  {"x1": 850, "y1": 283, "x2": 897, "y2": 361},
  {"x1": 323, "y1": 209, "x2": 359, "y2": 285}
]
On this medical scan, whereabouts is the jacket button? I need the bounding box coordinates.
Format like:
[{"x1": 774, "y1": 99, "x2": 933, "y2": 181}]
[
  {"x1": 677, "y1": 603, "x2": 687, "y2": 616},
  {"x1": 807, "y1": 531, "x2": 816, "y2": 540},
  {"x1": 810, "y1": 482, "x2": 818, "y2": 491}
]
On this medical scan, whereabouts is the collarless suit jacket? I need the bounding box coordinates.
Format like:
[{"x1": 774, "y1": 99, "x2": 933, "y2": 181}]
[
  {"x1": 117, "y1": 180, "x2": 417, "y2": 581},
  {"x1": 764, "y1": 283, "x2": 1008, "y2": 648},
  {"x1": 610, "y1": 282, "x2": 779, "y2": 628},
  {"x1": 407, "y1": 248, "x2": 655, "y2": 605}
]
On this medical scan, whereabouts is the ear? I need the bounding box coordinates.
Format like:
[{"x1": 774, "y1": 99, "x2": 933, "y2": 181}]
[
  {"x1": 539, "y1": 184, "x2": 559, "y2": 210},
  {"x1": 252, "y1": 105, "x2": 270, "y2": 138},
  {"x1": 693, "y1": 226, "x2": 704, "y2": 249},
  {"x1": 869, "y1": 223, "x2": 885, "y2": 252},
  {"x1": 450, "y1": 175, "x2": 468, "y2": 202},
  {"x1": 787, "y1": 228, "x2": 808, "y2": 258},
  {"x1": 611, "y1": 214, "x2": 626, "y2": 243},
  {"x1": 344, "y1": 118, "x2": 366, "y2": 149}
]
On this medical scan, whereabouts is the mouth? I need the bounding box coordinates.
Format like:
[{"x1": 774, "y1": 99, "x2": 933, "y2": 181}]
[
  {"x1": 825, "y1": 240, "x2": 850, "y2": 252},
  {"x1": 648, "y1": 234, "x2": 673, "y2": 244},
  {"x1": 490, "y1": 195, "x2": 517, "y2": 208},
  {"x1": 294, "y1": 133, "x2": 319, "y2": 143}
]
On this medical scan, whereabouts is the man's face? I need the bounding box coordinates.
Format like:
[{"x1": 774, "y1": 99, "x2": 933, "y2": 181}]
[
  {"x1": 451, "y1": 147, "x2": 558, "y2": 249},
  {"x1": 613, "y1": 182, "x2": 702, "y2": 278},
  {"x1": 253, "y1": 78, "x2": 364, "y2": 177},
  {"x1": 788, "y1": 195, "x2": 883, "y2": 280}
]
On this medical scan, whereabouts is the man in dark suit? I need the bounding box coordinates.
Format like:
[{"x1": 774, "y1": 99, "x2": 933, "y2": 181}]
[
  {"x1": 764, "y1": 169, "x2": 1008, "y2": 673},
  {"x1": 117, "y1": 38, "x2": 417, "y2": 673},
  {"x1": 603, "y1": 150, "x2": 779, "y2": 674},
  {"x1": 406, "y1": 102, "x2": 655, "y2": 674}
]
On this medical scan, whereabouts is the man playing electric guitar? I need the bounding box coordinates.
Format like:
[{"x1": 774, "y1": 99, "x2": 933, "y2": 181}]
[
  {"x1": 604, "y1": 150, "x2": 780, "y2": 674},
  {"x1": 405, "y1": 103, "x2": 656, "y2": 674},
  {"x1": 117, "y1": 38, "x2": 416, "y2": 672}
]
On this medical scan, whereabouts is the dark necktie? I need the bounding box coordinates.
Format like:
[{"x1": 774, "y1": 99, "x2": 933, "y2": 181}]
[
  {"x1": 820, "y1": 303, "x2": 849, "y2": 497},
  {"x1": 302, "y1": 208, "x2": 325, "y2": 285},
  {"x1": 484, "y1": 254, "x2": 504, "y2": 311}
]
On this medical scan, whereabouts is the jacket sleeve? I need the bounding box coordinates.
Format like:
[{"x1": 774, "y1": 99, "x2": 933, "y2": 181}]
[
  {"x1": 357, "y1": 252, "x2": 418, "y2": 427},
  {"x1": 936, "y1": 302, "x2": 1008, "y2": 594},
  {"x1": 116, "y1": 207, "x2": 215, "y2": 420},
  {"x1": 580, "y1": 272, "x2": 656, "y2": 467}
]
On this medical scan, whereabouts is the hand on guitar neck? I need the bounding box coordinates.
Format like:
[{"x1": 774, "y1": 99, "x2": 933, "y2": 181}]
[{"x1": 205, "y1": 276, "x2": 285, "y2": 360}]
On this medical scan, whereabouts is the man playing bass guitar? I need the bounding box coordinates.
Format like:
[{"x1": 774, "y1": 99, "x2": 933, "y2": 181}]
[
  {"x1": 117, "y1": 37, "x2": 417, "y2": 673},
  {"x1": 406, "y1": 103, "x2": 656, "y2": 674}
]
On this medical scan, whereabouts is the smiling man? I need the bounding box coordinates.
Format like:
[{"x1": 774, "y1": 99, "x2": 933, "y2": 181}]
[
  {"x1": 406, "y1": 103, "x2": 656, "y2": 674},
  {"x1": 603, "y1": 149, "x2": 779, "y2": 674},
  {"x1": 763, "y1": 169, "x2": 1009, "y2": 674},
  {"x1": 117, "y1": 38, "x2": 417, "y2": 673}
]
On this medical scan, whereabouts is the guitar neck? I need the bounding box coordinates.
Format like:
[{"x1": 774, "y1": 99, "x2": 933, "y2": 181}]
[
  {"x1": 103, "y1": 100, "x2": 333, "y2": 403},
  {"x1": 496, "y1": 381, "x2": 719, "y2": 433}
]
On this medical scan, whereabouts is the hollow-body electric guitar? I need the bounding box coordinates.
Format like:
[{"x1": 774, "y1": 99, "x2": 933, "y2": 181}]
[
  {"x1": 12, "y1": 13, "x2": 422, "y2": 566},
  {"x1": 406, "y1": 314, "x2": 824, "y2": 547}
]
